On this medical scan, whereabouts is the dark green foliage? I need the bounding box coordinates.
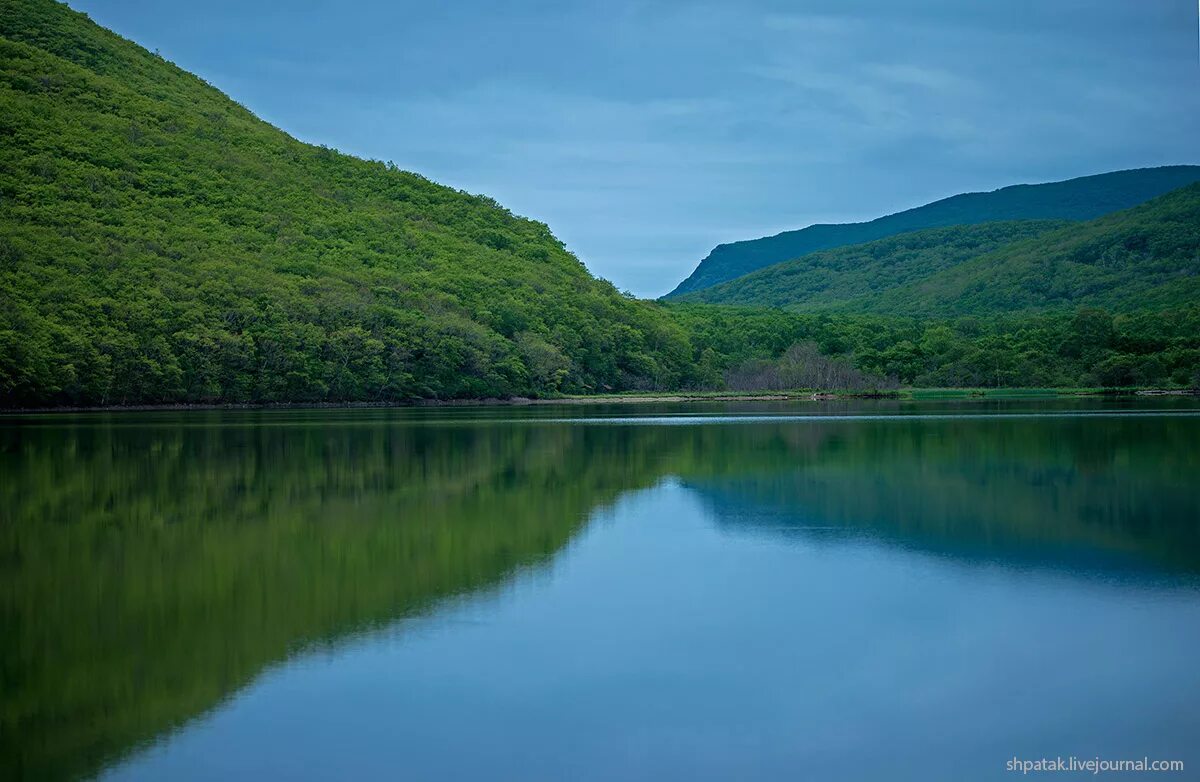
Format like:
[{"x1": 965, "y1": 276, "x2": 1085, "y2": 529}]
[
  {"x1": 0, "y1": 0, "x2": 696, "y2": 405},
  {"x1": 678, "y1": 184, "x2": 1200, "y2": 321},
  {"x1": 865, "y1": 184, "x2": 1200, "y2": 317},
  {"x1": 724, "y1": 341, "x2": 895, "y2": 391},
  {"x1": 679, "y1": 184, "x2": 1200, "y2": 318},
  {"x1": 668, "y1": 184, "x2": 1200, "y2": 389},
  {"x1": 674, "y1": 220, "x2": 1068, "y2": 309},
  {"x1": 667, "y1": 303, "x2": 1200, "y2": 388},
  {"x1": 665, "y1": 165, "x2": 1200, "y2": 296}
]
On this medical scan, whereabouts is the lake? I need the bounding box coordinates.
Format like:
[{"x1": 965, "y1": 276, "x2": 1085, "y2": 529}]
[{"x1": 2, "y1": 399, "x2": 1199, "y2": 781}]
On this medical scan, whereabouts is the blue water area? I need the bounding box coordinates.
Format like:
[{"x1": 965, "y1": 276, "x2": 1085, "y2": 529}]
[{"x1": 2, "y1": 399, "x2": 1197, "y2": 781}]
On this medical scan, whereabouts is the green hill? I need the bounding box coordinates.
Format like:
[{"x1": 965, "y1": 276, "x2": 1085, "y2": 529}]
[
  {"x1": 673, "y1": 220, "x2": 1069, "y2": 309},
  {"x1": 0, "y1": 0, "x2": 698, "y2": 406},
  {"x1": 664, "y1": 166, "x2": 1200, "y2": 297},
  {"x1": 676, "y1": 183, "x2": 1200, "y2": 318},
  {"x1": 868, "y1": 183, "x2": 1200, "y2": 317}
]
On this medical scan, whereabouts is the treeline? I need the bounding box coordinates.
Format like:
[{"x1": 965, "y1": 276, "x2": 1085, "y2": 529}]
[
  {"x1": 6, "y1": 294, "x2": 1198, "y2": 405},
  {"x1": 668, "y1": 304, "x2": 1200, "y2": 390},
  {"x1": 724, "y1": 342, "x2": 895, "y2": 391}
]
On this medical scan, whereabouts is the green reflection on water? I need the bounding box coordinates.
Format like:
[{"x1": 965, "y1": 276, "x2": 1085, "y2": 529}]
[{"x1": 1, "y1": 405, "x2": 1197, "y2": 781}]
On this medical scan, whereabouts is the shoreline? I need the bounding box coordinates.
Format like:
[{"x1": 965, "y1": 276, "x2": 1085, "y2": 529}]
[{"x1": 2, "y1": 388, "x2": 1196, "y2": 414}]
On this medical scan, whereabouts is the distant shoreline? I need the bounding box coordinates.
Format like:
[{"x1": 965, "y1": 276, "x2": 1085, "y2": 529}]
[{"x1": 3, "y1": 388, "x2": 1197, "y2": 414}]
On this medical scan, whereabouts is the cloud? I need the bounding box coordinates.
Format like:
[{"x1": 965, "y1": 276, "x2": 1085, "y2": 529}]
[
  {"x1": 762, "y1": 13, "x2": 862, "y2": 36},
  {"x1": 865, "y1": 63, "x2": 973, "y2": 93}
]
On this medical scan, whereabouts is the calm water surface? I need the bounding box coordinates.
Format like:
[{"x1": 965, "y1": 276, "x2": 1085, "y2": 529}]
[{"x1": 2, "y1": 399, "x2": 1199, "y2": 781}]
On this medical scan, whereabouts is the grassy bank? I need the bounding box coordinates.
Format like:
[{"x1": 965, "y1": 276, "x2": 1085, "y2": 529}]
[
  {"x1": 4, "y1": 387, "x2": 1197, "y2": 414},
  {"x1": 550, "y1": 387, "x2": 1198, "y2": 404}
]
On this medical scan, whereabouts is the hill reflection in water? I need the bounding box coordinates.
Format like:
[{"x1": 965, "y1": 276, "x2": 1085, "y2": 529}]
[{"x1": 2, "y1": 402, "x2": 1197, "y2": 780}]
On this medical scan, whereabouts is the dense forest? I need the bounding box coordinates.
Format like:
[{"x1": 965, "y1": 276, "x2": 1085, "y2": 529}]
[
  {"x1": 665, "y1": 165, "x2": 1200, "y2": 297},
  {"x1": 668, "y1": 182, "x2": 1200, "y2": 388},
  {"x1": 666, "y1": 305, "x2": 1200, "y2": 389},
  {"x1": 0, "y1": 0, "x2": 702, "y2": 405},
  {"x1": 864, "y1": 184, "x2": 1200, "y2": 317},
  {"x1": 1, "y1": 0, "x2": 1198, "y2": 404}
]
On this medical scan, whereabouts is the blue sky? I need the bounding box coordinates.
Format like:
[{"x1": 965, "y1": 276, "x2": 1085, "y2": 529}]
[{"x1": 71, "y1": 0, "x2": 1200, "y2": 297}]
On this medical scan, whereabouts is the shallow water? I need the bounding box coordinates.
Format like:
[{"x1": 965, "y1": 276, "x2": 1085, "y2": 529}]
[{"x1": 3, "y1": 399, "x2": 1198, "y2": 781}]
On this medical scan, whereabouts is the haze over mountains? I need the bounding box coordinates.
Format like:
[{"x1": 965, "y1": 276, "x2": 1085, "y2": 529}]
[{"x1": 665, "y1": 166, "x2": 1200, "y2": 298}]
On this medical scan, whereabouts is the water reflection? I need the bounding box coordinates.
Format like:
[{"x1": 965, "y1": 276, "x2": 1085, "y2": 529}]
[
  {"x1": 1, "y1": 416, "x2": 664, "y2": 781},
  {"x1": 1, "y1": 402, "x2": 1198, "y2": 780},
  {"x1": 685, "y1": 413, "x2": 1200, "y2": 578}
]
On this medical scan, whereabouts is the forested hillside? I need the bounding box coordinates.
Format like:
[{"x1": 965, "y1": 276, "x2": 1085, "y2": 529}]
[
  {"x1": 665, "y1": 166, "x2": 1200, "y2": 297},
  {"x1": 673, "y1": 220, "x2": 1067, "y2": 309},
  {"x1": 867, "y1": 183, "x2": 1200, "y2": 317},
  {"x1": 677, "y1": 183, "x2": 1200, "y2": 317},
  {"x1": 0, "y1": 0, "x2": 701, "y2": 406},
  {"x1": 686, "y1": 183, "x2": 1200, "y2": 316},
  {"x1": 664, "y1": 304, "x2": 1200, "y2": 388},
  {"x1": 1, "y1": 0, "x2": 1196, "y2": 402}
]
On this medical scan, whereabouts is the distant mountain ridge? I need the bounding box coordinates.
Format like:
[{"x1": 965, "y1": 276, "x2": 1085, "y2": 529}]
[
  {"x1": 673, "y1": 220, "x2": 1069, "y2": 310},
  {"x1": 664, "y1": 166, "x2": 1200, "y2": 297},
  {"x1": 676, "y1": 182, "x2": 1200, "y2": 318}
]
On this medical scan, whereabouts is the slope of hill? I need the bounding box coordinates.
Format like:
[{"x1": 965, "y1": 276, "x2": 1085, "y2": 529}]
[
  {"x1": 0, "y1": 0, "x2": 697, "y2": 406},
  {"x1": 676, "y1": 183, "x2": 1200, "y2": 318},
  {"x1": 673, "y1": 220, "x2": 1069, "y2": 309},
  {"x1": 867, "y1": 183, "x2": 1200, "y2": 317},
  {"x1": 664, "y1": 166, "x2": 1200, "y2": 297}
]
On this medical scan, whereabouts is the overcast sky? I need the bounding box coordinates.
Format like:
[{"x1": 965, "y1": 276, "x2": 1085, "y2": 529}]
[{"x1": 70, "y1": 0, "x2": 1200, "y2": 297}]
